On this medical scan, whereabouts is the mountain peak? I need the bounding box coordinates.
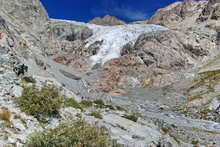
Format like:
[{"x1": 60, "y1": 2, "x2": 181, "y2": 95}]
[{"x1": 89, "y1": 15, "x2": 126, "y2": 26}]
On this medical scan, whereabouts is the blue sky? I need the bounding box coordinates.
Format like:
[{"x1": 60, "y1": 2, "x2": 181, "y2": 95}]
[{"x1": 40, "y1": 0, "x2": 182, "y2": 22}]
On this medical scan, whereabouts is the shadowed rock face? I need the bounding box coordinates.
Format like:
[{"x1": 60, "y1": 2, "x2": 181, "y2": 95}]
[
  {"x1": 197, "y1": 0, "x2": 220, "y2": 21},
  {"x1": 89, "y1": 15, "x2": 126, "y2": 26},
  {"x1": 0, "y1": 16, "x2": 7, "y2": 30},
  {"x1": 50, "y1": 20, "x2": 93, "y2": 41}
]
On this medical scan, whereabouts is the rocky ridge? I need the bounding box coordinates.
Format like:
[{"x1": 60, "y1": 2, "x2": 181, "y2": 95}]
[{"x1": 89, "y1": 15, "x2": 126, "y2": 26}]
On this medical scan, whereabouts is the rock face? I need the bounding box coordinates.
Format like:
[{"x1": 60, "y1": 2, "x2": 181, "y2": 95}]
[
  {"x1": 89, "y1": 29, "x2": 213, "y2": 92},
  {"x1": 0, "y1": 0, "x2": 48, "y2": 33},
  {"x1": 1, "y1": 0, "x2": 220, "y2": 146},
  {"x1": 149, "y1": 0, "x2": 207, "y2": 28},
  {"x1": 50, "y1": 19, "x2": 93, "y2": 41},
  {"x1": 89, "y1": 15, "x2": 126, "y2": 26},
  {"x1": 197, "y1": 0, "x2": 220, "y2": 22}
]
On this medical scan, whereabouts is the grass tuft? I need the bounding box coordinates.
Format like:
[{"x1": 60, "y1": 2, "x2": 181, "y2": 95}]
[
  {"x1": 64, "y1": 98, "x2": 83, "y2": 111},
  {"x1": 94, "y1": 99, "x2": 115, "y2": 110},
  {"x1": 122, "y1": 114, "x2": 138, "y2": 122},
  {"x1": 89, "y1": 111, "x2": 103, "y2": 119},
  {"x1": 80, "y1": 100, "x2": 93, "y2": 108},
  {"x1": 116, "y1": 106, "x2": 126, "y2": 111},
  {"x1": 26, "y1": 120, "x2": 121, "y2": 147},
  {"x1": 94, "y1": 99, "x2": 105, "y2": 106},
  {"x1": 15, "y1": 85, "x2": 63, "y2": 122},
  {"x1": 22, "y1": 76, "x2": 36, "y2": 83},
  {"x1": 191, "y1": 140, "x2": 199, "y2": 145}
]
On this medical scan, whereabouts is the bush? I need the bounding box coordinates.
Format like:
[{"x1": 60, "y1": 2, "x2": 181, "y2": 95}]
[
  {"x1": 94, "y1": 99, "x2": 115, "y2": 110},
  {"x1": 22, "y1": 76, "x2": 36, "y2": 83},
  {"x1": 89, "y1": 111, "x2": 103, "y2": 119},
  {"x1": 94, "y1": 99, "x2": 105, "y2": 106},
  {"x1": 64, "y1": 98, "x2": 82, "y2": 111},
  {"x1": 80, "y1": 100, "x2": 93, "y2": 108},
  {"x1": 104, "y1": 104, "x2": 115, "y2": 110},
  {"x1": 116, "y1": 106, "x2": 126, "y2": 111},
  {"x1": 26, "y1": 120, "x2": 121, "y2": 147},
  {"x1": 122, "y1": 114, "x2": 138, "y2": 122},
  {"x1": 15, "y1": 85, "x2": 63, "y2": 122}
]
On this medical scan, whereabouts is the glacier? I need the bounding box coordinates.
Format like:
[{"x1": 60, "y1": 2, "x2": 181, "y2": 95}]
[
  {"x1": 52, "y1": 19, "x2": 168, "y2": 65},
  {"x1": 86, "y1": 24, "x2": 168, "y2": 65}
]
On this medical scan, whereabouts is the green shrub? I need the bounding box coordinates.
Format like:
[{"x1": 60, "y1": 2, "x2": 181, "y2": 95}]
[
  {"x1": 104, "y1": 104, "x2": 115, "y2": 110},
  {"x1": 94, "y1": 99, "x2": 115, "y2": 110},
  {"x1": 64, "y1": 98, "x2": 82, "y2": 111},
  {"x1": 89, "y1": 111, "x2": 103, "y2": 119},
  {"x1": 116, "y1": 106, "x2": 126, "y2": 111},
  {"x1": 122, "y1": 114, "x2": 138, "y2": 122},
  {"x1": 191, "y1": 140, "x2": 199, "y2": 145},
  {"x1": 26, "y1": 120, "x2": 121, "y2": 147},
  {"x1": 15, "y1": 85, "x2": 63, "y2": 122},
  {"x1": 80, "y1": 100, "x2": 93, "y2": 108},
  {"x1": 22, "y1": 76, "x2": 36, "y2": 83},
  {"x1": 94, "y1": 99, "x2": 105, "y2": 107}
]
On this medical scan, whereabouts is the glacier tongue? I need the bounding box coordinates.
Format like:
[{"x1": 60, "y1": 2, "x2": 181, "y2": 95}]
[
  {"x1": 51, "y1": 19, "x2": 168, "y2": 65},
  {"x1": 86, "y1": 24, "x2": 168, "y2": 65}
]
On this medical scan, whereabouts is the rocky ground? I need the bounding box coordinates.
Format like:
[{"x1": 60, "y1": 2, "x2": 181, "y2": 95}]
[{"x1": 1, "y1": 0, "x2": 220, "y2": 146}]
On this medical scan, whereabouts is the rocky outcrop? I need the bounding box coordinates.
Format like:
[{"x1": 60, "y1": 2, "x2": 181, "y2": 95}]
[
  {"x1": 50, "y1": 19, "x2": 93, "y2": 41},
  {"x1": 197, "y1": 0, "x2": 220, "y2": 22},
  {"x1": 0, "y1": 0, "x2": 48, "y2": 34},
  {"x1": 133, "y1": 30, "x2": 209, "y2": 67},
  {"x1": 89, "y1": 29, "x2": 213, "y2": 92},
  {"x1": 89, "y1": 15, "x2": 126, "y2": 26},
  {"x1": 149, "y1": 0, "x2": 207, "y2": 28}
]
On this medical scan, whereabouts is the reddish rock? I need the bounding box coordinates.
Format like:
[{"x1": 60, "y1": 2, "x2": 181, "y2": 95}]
[
  {"x1": 53, "y1": 56, "x2": 67, "y2": 64},
  {"x1": 89, "y1": 15, "x2": 126, "y2": 26},
  {"x1": 109, "y1": 89, "x2": 128, "y2": 96}
]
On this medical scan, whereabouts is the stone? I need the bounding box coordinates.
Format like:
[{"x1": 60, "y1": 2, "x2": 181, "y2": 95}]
[
  {"x1": 12, "y1": 119, "x2": 26, "y2": 131},
  {"x1": 60, "y1": 107, "x2": 81, "y2": 119},
  {"x1": 11, "y1": 86, "x2": 23, "y2": 97}
]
